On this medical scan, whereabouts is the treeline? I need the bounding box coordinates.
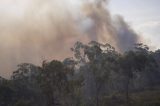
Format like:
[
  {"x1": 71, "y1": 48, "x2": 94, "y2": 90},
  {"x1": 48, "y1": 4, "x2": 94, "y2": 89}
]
[{"x1": 1, "y1": 41, "x2": 160, "y2": 106}]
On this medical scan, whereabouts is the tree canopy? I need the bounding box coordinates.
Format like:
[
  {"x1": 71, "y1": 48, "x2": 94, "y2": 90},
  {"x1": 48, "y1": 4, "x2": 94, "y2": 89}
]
[{"x1": 0, "y1": 41, "x2": 160, "y2": 106}]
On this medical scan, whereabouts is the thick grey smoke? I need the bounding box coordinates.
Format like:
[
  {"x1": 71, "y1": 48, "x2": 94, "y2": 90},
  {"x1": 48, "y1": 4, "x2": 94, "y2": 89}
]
[
  {"x1": 80, "y1": 0, "x2": 139, "y2": 51},
  {"x1": 113, "y1": 16, "x2": 139, "y2": 51},
  {"x1": 0, "y1": 0, "x2": 139, "y2": 78}
]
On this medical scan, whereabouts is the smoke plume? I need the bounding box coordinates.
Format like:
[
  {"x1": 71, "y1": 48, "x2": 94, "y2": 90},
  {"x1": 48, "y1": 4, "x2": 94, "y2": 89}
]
[{"x1": 0, "y1": 0, "x2": 139, "y2": 78}]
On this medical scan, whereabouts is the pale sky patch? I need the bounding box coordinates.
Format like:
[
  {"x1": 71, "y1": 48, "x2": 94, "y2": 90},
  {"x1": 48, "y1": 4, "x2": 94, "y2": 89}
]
[{"x1": 109, "y1": 0, "x2": 160, "y2": 49}]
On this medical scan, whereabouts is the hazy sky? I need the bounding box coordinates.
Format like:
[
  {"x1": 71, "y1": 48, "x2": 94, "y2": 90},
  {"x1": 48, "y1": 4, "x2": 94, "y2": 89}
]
[
  {"x1": 0, "y1": 0, "x2": 159, "y2": 78},
  {"x1": 109, "y1": 0, "x2": 160, "y2": 49}
]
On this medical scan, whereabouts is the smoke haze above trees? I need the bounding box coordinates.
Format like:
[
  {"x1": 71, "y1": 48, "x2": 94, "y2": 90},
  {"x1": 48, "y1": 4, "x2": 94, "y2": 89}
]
[{"x1": 0, "y1": 0, "x2": 141, "y2": 77}]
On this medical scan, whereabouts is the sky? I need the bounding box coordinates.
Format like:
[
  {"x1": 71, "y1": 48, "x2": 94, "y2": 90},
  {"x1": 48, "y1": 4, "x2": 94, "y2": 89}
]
[
  {"x1": 0, "y1": 0, "x2": 159, "y2": 78},
  {"x1": 109, "y1": 0, "x2": 160, "y2": 49}
]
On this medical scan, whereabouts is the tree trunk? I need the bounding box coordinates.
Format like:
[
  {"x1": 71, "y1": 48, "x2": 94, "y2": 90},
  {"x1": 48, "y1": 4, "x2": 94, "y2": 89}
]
[
  {"x1": 126, "y1": 78, "x2": 130, "y2": 106},
  {"x1": 95, "y1": 83, "x2": 101, "y2": 106}
]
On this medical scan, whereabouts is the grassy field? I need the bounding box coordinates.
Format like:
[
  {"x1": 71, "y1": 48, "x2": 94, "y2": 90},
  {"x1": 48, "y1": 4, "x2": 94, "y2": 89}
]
[{"x1": 100, "y1": 89, "x2": 160, "y2": 106}]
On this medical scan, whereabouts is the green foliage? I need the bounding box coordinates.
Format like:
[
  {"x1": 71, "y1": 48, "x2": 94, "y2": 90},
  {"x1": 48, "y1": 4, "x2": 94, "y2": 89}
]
[{"x1": 0, "y1": 41, "x2": 160, "y2": 106}]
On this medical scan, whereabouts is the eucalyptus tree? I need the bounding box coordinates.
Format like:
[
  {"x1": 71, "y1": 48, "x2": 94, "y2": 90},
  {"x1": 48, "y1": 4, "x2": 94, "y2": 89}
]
[
  {"x1": 11, "y1": 63, "x2": 45, "y2": 106},
  {"x1": 71, "y1": 41, "x2": 120, "y2": 106},
  {"x1": 39, "y1": 60, "x2": 69, "y2": 106},
  {"x1": 119, "y1": 43, "x2": 158, "y2": 105}
]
